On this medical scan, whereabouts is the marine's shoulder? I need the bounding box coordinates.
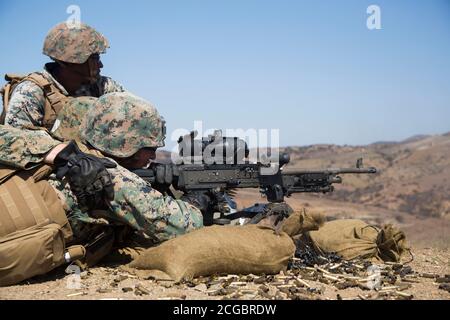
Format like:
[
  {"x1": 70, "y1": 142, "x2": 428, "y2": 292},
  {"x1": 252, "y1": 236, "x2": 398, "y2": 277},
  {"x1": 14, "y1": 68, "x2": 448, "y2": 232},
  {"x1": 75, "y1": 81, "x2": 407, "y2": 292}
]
[
  {"x1": 99, "y1": 76, "x2": 126, "y2": 93},
  {"x1": 10, "y1": 78, "x2": 45, "y2": 98}
]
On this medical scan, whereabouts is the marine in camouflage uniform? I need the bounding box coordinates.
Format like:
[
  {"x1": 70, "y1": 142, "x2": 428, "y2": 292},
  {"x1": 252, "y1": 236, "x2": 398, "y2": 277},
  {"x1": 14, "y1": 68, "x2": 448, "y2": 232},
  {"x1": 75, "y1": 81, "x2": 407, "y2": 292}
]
[
  {"x1": 0, "y1": 93, "x2": 203, "y2": 246},
  {"x1": 4, "y1": 22, "x2": 126, "y2": 129}
]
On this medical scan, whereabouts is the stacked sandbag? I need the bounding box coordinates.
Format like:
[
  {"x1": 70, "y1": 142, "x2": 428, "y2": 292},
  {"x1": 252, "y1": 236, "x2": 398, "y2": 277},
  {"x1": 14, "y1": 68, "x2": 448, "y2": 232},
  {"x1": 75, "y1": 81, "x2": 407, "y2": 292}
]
[
  {"x1": 126, "y1": 224, "x2": 296, "y2": 282},
  {"x1": 306, "y1": 219, "x2": 408, "y2": 262}
]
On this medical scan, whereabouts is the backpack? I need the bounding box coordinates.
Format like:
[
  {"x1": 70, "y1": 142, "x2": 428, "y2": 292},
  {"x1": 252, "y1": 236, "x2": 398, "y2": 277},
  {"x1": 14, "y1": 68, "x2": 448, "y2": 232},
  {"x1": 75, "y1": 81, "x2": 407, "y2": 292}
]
[
  {"x1": 0, "y1": 165, "x2": 85, "y2": 286},
  {"x1": 0, "y1": 73, "x2": 68, "y2": 130}
]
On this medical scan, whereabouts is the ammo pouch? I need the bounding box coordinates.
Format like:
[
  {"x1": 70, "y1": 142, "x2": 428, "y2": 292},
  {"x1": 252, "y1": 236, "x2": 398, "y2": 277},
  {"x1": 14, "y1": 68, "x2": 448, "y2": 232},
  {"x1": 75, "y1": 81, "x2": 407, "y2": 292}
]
[{"x1": 0, "y1": 166, "x2": 85, "y2": 286}]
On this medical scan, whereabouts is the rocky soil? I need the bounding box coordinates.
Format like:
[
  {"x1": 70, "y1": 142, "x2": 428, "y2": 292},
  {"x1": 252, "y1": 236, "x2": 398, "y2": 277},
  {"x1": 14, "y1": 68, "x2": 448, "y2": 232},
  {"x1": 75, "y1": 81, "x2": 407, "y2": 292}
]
[
  {"x1": 1, "y1": 191, "x2": 449, "y2": 300},
  {"x1": 0, "y1": 247, "x2": 448, "y2": 300}
]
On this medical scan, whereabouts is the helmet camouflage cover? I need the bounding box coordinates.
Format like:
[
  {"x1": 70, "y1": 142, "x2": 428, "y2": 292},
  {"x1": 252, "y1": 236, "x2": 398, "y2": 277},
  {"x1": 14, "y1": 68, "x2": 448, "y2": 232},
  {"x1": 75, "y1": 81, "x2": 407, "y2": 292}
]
[
  {"x1": 51, "y1": 96, "x2": 97, "y2": 141},
  {"x1": 43, "y1": 22, "x2": 109, "y2": 64},
  {"x1": 80, "y1": 92, "x2": 166, "y2": 157}
]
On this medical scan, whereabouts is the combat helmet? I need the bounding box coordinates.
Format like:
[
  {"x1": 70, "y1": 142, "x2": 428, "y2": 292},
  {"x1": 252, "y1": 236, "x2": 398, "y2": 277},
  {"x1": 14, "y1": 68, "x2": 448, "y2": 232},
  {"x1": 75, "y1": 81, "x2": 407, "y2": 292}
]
[
  {"x1": 80, "y1": 92, "x2": 166, "y2": 158},
  {"x1": 51, "y1": 96, "x2": 98, "y2": 141},
  {"x1": 43, "y1": 22, "x2": 109, "y2": 64}
]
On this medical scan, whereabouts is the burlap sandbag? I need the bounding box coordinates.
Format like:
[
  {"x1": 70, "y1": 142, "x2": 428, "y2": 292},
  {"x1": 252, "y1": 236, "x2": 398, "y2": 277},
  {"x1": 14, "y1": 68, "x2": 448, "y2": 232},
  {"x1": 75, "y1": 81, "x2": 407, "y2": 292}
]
[
  {"x1": 280, "y1": 208, "x2": 326, "y2": 237},
  {"x1": 308, "y1": 219, "x2": 408, "y2": 262},
  {"x1": 126, "y1": 224, "x2": 296, "y2": 282}
]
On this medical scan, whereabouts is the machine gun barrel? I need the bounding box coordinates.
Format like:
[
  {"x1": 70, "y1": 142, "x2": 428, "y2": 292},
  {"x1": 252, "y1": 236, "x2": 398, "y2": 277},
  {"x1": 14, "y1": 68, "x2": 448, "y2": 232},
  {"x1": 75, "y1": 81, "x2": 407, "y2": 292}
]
[{"x1": 283, "y1": 166, "x2": 377, "y2": 175}]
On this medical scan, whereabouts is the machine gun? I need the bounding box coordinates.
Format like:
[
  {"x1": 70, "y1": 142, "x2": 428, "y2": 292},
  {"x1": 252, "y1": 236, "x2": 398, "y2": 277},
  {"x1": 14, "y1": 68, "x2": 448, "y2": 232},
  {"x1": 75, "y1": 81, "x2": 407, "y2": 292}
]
[{"x1": 133, "y1": 130, "x2": 377, "y2": 225}]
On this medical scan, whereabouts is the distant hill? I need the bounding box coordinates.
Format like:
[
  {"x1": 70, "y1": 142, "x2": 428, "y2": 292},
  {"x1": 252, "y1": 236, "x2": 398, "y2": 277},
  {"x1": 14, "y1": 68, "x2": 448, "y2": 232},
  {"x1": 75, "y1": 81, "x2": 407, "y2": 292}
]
[{"x1": 282, "y1": 133, "x2": 450, "y2": 219}]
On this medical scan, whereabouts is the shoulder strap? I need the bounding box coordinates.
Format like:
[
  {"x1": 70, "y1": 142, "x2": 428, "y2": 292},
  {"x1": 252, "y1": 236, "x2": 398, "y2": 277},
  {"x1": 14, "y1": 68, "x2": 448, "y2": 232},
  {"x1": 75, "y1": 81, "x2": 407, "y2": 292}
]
[
  {"x1": 24, "y1": 73, "x2": 69, "y2": 130},
  {"x1": 0, "y1": 166, "x2": 18, "y2": 184}
]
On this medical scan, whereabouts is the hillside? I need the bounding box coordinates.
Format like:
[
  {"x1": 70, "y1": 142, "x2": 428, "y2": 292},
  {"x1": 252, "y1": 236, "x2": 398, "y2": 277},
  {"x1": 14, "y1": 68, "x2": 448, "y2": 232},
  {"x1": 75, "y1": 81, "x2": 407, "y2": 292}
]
[{"x1": 281, "y1": 133, "x2": 450, "y2": 219}]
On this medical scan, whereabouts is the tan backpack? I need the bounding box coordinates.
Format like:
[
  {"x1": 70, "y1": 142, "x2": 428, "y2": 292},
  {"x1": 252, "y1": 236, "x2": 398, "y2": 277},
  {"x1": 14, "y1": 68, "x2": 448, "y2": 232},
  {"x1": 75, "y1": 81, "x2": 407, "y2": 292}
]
[
  {"x1": 0, "y1": 73, "x2": 68, "y2": 130},
  {"x1": 0, "y1": 165, "x2": 85, "y2": 286}
]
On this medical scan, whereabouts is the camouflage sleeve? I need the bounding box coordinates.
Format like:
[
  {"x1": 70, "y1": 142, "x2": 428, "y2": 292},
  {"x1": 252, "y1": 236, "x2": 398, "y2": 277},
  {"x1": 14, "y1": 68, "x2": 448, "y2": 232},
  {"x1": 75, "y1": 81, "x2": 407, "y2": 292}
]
[
  {"x1": 106, "y1": 165, "x2": 204, "y2": 243},
  {"x1": 0, "y1": 125, "x2": 60, "y2": 169},
  {"x1": 4, "y1": 81, "x2": 46, "y2": 127},
  {"x1": 99, "y1": 76, "x2": 127, "y2": 94},
  {"x1": 50, "y1": 163, "x2": 203, "y2": 244}
]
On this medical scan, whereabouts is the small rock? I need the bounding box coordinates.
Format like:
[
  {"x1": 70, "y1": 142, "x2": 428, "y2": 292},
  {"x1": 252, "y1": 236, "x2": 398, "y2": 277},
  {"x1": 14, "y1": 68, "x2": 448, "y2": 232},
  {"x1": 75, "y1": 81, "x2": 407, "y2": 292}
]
[{"x1": 193, "y1": 283, "x2": 208, "y2": 292}]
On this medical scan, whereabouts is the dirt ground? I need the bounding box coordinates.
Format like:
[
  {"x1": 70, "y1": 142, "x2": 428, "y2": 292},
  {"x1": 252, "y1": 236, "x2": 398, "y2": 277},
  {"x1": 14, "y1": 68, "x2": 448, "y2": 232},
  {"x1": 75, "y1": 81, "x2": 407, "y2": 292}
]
[
  {"x1": 0, "y1": 247, "x2": 448, "y2": 300},
  {"x1": 1, "y1": 191, "x2": 449, "y2": 300}
]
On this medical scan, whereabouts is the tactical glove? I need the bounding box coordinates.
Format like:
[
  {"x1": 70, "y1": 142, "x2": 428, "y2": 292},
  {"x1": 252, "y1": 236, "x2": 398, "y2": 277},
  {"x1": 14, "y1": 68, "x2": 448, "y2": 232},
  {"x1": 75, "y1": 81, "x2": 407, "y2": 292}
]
[
  {"x1": 54, "y1": 141, "x2": 117, "y2": 212},
  {"x1": 247, "y1": 202, "x2": 293, "y2": 227},
  {"x1": 181, "y1": 189, "x2": 234, "y2": 225},
  {"x1": 181, "y1": 191, "x2": 213, "y2": 215}
]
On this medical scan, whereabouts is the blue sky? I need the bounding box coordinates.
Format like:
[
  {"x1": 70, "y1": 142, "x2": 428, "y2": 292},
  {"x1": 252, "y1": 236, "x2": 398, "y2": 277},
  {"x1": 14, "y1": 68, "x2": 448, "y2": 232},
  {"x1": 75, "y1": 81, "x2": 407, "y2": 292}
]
[{"x1": 1, "y1": 0, "x2": 449, "y2": 149}]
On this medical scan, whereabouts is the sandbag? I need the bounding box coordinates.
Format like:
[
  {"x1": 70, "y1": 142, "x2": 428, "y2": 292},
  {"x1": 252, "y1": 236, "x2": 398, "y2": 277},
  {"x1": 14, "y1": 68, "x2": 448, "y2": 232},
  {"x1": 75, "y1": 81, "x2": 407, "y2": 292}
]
[
  {"x1": 280, "y1": 208, "x2": 326, "y2": 237},
  {"x1": 307, "y1": 219, "x2": 408, "y2": 262},
  {"x1": 127, "y1": 224, "x2": 296, "y2": 282}
]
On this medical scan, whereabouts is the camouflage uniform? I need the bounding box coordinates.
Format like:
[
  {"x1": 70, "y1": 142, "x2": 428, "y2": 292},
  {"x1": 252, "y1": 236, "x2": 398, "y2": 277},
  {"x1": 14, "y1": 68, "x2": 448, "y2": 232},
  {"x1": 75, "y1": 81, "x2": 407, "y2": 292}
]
[
  {"x1": 0, "y1": 23, "x2": 202, "y2": 246},
  {"x1": 0, "y1": 94, "x2": 203, "y2": 244},
  {"x1": 4, "y1": 64, "x2": 126, "y2": 129},
  {"x1": 4, "y1": 22, "x2": 127, "y2": 128}
]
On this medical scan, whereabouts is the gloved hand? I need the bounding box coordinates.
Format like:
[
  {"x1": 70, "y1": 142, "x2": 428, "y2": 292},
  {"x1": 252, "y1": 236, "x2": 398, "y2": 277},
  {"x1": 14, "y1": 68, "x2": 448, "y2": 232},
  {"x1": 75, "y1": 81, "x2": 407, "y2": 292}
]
[
  {"x1": 54, "y1": 141, "x2": 117, "y2": 212},
  {"x1": 181, "y1": 191, "x2": 213, "y2": 215},
  {"x1": 181, "y1": 189, "x2": 234, "y2": 225},
  {"x1": 247, "y1": 202, "x2": 293, "y2": 227}
]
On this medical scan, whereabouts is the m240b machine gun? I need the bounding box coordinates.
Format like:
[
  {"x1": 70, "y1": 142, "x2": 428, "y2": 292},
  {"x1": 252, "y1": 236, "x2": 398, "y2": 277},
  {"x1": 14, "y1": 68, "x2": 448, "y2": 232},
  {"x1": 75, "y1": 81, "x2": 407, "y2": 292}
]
[{"x1": 133, "y1": 130, "x2": 377, "y2": 224}]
